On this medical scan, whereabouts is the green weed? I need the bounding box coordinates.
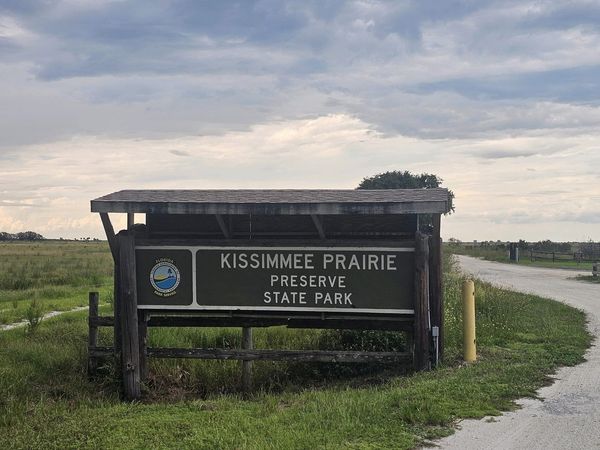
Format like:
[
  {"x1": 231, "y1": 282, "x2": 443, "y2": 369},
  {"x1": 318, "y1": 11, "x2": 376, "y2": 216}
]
[{"x1": 24, "y1": 298, "x2": 44, "y2": 333}]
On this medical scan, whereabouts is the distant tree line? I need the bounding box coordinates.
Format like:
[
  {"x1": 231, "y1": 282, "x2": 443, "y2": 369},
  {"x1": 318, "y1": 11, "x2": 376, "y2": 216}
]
[
  {"x1": 517, "y1": 240, "x2": 572, "y2": 253},
  {"x1": 0, "y1": 231, "x2": 45, "y2": 241}
]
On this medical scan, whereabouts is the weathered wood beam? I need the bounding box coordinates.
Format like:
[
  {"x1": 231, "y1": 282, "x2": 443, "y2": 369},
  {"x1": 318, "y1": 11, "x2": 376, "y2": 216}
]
[
  {"x1": 113, "y1": 263, "x2": 122, "y2": 364},
  {"x1": 91, "y1": 315, "x2": 412, "y2": 330},
  {"x1": 118, "y1": 232, "x2": 141, "y2": 400},
  {"x1": 429, "y1": 214, "x2": 443, "y2": 365},
  {"x1": 214, "y1": 214, "x2": 231, "y2": 239},
  {"x1": 89, "y1": 316, "x2": 115, "y2": 327},
  {"x1": 89, "y1": 347, "x2": 115, "y2": 358},
  {"x1": 146, "y1": 348, "x2": 412, "y2": 363},
  {"x1": 310, "y1": 214, "x2": 326, "y2": 240},
  {"x1": 136, "y1": 237, "x2": 415, "y2": 248},
  {"x1": 414, "y1": 231, "x2": 431, "y2": 371},
  {"x1": 144, "y1": 316, "x2": 413, "y2": 331},
  {"x1": 127, "y1": 213, "x2": 134, "y2": 230},
  {"x1": 99, "y1": 213, "x2": 118, "y2": 262},
  {"x1": 92, "y1": 201, "x2": 450, "y2": 216}
]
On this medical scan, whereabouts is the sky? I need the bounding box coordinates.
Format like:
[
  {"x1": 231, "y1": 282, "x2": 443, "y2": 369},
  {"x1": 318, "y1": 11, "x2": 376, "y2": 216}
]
[{"x1": 1, "y1": 0, "x2": 599, "y2": 241}]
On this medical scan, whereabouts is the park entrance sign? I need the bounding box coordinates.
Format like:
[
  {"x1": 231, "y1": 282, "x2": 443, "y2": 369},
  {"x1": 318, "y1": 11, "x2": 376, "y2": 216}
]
[
  {"x1": 91, "y1": 189, "x2": 451, "y2": 400},
  {"x1": 136, "y1": 246, "x2": 415, "y2": 312}
]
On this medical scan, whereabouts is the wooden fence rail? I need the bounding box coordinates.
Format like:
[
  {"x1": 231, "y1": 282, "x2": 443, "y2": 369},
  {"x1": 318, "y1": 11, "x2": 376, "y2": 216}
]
[
  {"x1": 87, "y1": 292, "x2": 416, "y2": 395},
  {"x1": 529, "y1": 250, "x2": 599, "y2": 263}
]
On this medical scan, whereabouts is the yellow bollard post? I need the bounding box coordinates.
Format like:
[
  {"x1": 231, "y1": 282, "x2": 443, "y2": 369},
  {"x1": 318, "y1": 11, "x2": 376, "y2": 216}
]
[{"x1": 462, "y1": 279, "x2": 476, "y2": 362}]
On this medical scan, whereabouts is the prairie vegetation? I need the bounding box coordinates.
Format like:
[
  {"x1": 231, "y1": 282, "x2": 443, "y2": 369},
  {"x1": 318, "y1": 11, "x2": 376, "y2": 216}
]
[
  {"x1": 0, "y1": 241, "x2": 592, "y2": 449},
  {"x1": 0, "y1": 241, "x2": 113, "y2": 325}
]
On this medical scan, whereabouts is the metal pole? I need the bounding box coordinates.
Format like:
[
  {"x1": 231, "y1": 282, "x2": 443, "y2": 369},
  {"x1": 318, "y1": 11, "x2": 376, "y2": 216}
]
[{"x1": 462, "y1": 280, "x2": 476, "y2": 363}]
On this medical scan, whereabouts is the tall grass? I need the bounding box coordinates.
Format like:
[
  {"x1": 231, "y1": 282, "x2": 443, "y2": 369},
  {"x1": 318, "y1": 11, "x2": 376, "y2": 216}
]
[
  {"x1": 0, "y1": 241, "x2": 112, "y2": 291},
  {"x1": 0, "y1": 241, "x2": 113, "y2": 324},
  {"x1": 0, "y1": 256, "x2": 591, "y2": 449},
  {"x1": 0, "y1": 241, "x2": 593, "y2": 449}
]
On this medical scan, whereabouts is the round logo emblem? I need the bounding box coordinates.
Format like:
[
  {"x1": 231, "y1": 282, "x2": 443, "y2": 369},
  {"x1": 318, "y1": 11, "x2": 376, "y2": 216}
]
[{"x1": 150, "y1": 261, "x2": 181, "y2": 294}]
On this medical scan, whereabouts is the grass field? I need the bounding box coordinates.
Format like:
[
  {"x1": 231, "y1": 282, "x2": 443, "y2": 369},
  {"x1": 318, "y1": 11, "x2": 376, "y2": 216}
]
[
  {"x1": 449, "y1": 245, "x2": 595, "y2": 271},
  {"x1": 0, "y1": 241, "x2": 113, "y2": 325},
  {"x1": 0, "y1": 241, "x2": 592, "y2": 449}
]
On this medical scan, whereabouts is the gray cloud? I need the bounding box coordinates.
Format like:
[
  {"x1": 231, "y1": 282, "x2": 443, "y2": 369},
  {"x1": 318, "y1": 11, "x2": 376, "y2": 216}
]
[
  {"x1": 169, "y1": 149, "x2": 190, "y2": 157},
  {"x1": 1, "y1": 0, "x2": 599, "y2": 147},
  {"x1": 1, "y1": 1, "x2": 600, "y2": 240},
  {"x1": 477, "y1": 150, "x2": 539, "y2": 160}
]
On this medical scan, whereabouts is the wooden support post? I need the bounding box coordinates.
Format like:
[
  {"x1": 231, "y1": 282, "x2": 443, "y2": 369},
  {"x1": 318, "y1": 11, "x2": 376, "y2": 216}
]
[
  {"x1": 118, "y1": 232, "x2": 141, "y2": 400},
  {"x1": 241, "y1": 327, "x2": 253, "y2": 395},
  {"x1": 99, "y1": 213, "x2": 118, "y2": 263},
  {"x1": 138, "y1": 310, "x2": 148, "y2": 381},
  {"x1": 414, "y1": 231, "x2": 431, "y2": 371},
  {"x1": 87, "y1": 291, "x2": 99, "y2": 378},
  {"x1": 99, "y1": 212, "x2": 122, "y2": 362},
  {"x1": 113, "y1": 261, "x2": 122, "y2": 361},
  {"x1": 127, "y1": 213, "x2": 135, "y2": 230},
  {"x1": 429, "y1": 214, "x2": 443, "y2": 365}
]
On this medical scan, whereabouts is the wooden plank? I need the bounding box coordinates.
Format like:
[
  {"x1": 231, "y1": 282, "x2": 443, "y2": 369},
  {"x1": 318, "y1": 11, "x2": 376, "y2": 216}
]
[
  {"x1": 241, "y1": 327, "x2": 253, "y2": 394},
  {"x1": 429, "y1": 214, "x2": 443, "y2": 365},
  {"x1": 89, "y1": 316, "x2": 115, "y2": 327},
  {"x1": 118, "y1": 232, "x2": 141, "y2": 400},
  {"x1": 146, "y1": 213, "x2": 417, "y2": 237},
  {"x1": 99, "y1": 212, "x2": 118, "y2": 262},
  {"x1": 214, "y1": 214, "x2": 231, "y2": 239},
  {"x1": 113, "y1": 262, "x2": 122, "y2": 364},
  {"x1": 148, "y1": 231, "x2": 414, "y2": 238},
  {"x1": 91, "y1": 315, "x2": 375, "y2": 329},
  {"x1": 89, "y1": 346, "x2": 115, "y2": 358},
  {"x1": 92, "y1": 200, "x2": 451, "y2": 216},
  {"x1": 310, "y1": 214, "x2": 326, "y2": 240},
  {"x1": 87, "y1": 292, "x2": 99, "y2": 378},
  {"x1": 413, "y1": 231, "x2": 431, "y2": 371},
  {"x1": 136, "y1": 237, "x2": 416, "y2": 248},
  {"x1": 146, "y1": 348, "x2": 413, "y2": 363},
  {"x1": 145, "y1": 316, "x2": 413, "y2": 331}
]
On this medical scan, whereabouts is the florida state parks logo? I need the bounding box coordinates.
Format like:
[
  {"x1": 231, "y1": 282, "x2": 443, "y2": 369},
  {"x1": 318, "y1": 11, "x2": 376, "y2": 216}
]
[{"x1": 150, "y1": 259, "x2": 181, "y2": 297}]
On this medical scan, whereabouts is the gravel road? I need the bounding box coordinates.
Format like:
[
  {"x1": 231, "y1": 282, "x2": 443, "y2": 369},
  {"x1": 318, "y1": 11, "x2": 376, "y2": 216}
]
[{"x1": 438, "y1": 255, "x2": 600, "y2": 450}]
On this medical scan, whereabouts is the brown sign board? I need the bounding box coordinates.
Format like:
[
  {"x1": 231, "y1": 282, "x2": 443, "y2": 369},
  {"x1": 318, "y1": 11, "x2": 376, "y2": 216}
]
[{"x1": 136, "y1": 246, "x2": 415, "y2": 314}]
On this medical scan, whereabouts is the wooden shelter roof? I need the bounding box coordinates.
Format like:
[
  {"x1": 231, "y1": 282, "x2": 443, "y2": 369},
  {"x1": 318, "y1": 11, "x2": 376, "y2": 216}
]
[{"x1": 91, "y1": 189, "x2": 451, "y2": 215}]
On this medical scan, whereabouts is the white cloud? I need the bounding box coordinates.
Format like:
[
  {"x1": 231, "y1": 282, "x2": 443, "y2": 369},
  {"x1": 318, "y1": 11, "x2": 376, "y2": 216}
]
[{"x1": 0, "y1": 113, "x2": 598, "y2": 240}]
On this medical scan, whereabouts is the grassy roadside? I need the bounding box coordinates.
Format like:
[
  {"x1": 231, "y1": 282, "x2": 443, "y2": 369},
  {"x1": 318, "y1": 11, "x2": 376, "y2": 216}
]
[
  {"x1": 449, "y1": 245, "x2": 595, "y2": 271},
  {"x1": 0, "y1": 255, "x2": 591, "y2": 449}
]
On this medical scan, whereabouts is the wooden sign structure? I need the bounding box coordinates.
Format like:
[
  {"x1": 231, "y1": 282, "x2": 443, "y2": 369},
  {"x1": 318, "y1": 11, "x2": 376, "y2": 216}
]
[{"x1": 90, "y1": 189, "x2": 451, "y2": 400}]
